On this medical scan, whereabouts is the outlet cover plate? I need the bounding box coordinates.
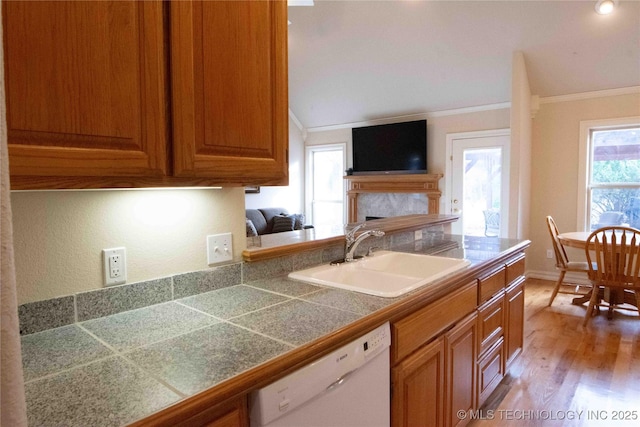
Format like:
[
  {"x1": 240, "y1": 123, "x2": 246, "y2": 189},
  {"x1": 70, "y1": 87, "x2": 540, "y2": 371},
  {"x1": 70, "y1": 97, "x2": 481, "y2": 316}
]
[
  {"x1": 207, "y1": 233, "x2": 233, "y2": 265},
  {"x1": 103, "y1": 247, "x2": 127, "y2": 286}
]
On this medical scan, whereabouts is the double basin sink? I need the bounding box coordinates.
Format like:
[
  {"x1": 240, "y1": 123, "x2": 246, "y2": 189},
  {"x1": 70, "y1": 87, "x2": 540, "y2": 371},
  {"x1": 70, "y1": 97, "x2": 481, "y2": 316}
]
[{"x1": 289, "y1": 250, "x2": 471, "y2": 298}]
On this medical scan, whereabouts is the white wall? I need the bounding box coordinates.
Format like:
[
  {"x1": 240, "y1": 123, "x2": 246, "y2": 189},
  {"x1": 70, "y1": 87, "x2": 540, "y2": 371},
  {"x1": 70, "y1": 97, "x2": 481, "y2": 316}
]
[
  {"x1": 11, "y1": 188, "x2": 246, "y2": 305},
  {"x1": 305, "y1": 109, "x2": 511, "y2": 215},
  {"x1": 12, "y1": 115, "x2": 308, "y2": 306},
  {"x1": 528, "y1": 91, "x2": 640, "y2": 278},
  {"x1": 245, "y1": 117, "x2": 305, "y2": 214}
]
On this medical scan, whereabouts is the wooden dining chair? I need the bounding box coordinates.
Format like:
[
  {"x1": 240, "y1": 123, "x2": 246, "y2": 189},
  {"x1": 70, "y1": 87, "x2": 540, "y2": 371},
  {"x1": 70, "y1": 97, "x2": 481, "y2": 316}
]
[
  {"x1": 546, "y1": 216, "x2": 591, "y2": 306},
  {"x1": 583, "y1": 226, "x2": 640, "y2": 326}
]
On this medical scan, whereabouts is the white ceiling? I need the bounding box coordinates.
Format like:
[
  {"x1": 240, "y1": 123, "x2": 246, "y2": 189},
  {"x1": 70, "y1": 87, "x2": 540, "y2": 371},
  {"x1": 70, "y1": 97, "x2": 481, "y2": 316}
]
[{"x1": 287, "y1": 0, "x2": 640, "y2": 129}]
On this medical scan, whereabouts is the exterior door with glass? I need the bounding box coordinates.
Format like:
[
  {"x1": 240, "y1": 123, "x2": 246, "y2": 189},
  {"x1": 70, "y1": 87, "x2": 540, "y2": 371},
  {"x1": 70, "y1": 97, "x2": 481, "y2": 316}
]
[{"x1": 446, "y1": 130, "x2": 510, "y2": 237}]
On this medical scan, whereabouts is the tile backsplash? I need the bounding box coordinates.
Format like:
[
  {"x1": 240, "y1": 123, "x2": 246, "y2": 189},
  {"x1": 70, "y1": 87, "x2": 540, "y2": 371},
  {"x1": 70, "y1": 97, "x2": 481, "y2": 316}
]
[
  {"x1": 18, "y1": 226, "x2": 446, "y2": 335},
  {"x1": 18, "y1": 296, "x2": 76, "y2": 336},
  {"x1": 18, "y1": 263, "x2": 241, "y2": 336}
]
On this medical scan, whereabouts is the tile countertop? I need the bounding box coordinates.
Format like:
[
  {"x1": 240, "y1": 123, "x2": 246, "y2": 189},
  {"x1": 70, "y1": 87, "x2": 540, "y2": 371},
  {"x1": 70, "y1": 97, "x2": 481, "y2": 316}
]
[{"x1": 21, "y1": 235, "x2": 528, "y2": 427}]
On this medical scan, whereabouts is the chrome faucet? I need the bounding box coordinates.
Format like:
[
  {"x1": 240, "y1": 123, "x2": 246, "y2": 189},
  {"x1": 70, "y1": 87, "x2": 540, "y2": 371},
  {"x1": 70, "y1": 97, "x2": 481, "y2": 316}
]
[{"x1": 344, "y1": 223, "x2": 385, "y2": 262}]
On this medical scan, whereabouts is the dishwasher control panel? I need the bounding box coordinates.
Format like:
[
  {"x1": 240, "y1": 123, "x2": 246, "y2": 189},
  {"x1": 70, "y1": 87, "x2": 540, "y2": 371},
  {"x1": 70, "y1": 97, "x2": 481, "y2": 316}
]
[{"x1": 362, "y1": 323, "x2": 389, "y2": 358}]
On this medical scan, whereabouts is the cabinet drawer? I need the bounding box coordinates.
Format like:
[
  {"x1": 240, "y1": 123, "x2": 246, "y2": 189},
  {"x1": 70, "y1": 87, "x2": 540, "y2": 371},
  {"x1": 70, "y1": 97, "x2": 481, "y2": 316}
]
[
  {"x1": 506, "y1": 255, "x2": 525, "y2": 285},
  {"x1": 477, "y1": 338, "x2": 505, "y2": 407},
  {"x1": 478, "y1": 267, "x2": 506, "y2": 304},
  {"x1": 477, "y1": 290, "x2": 505, "y2": 356},
  {"x1": 392, "y1": 281, "x2": 477, "y2": 364}
]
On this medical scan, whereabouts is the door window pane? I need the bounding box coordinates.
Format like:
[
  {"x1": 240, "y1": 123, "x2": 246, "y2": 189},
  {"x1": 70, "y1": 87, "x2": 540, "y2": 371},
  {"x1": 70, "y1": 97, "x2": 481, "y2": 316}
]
[{"x1": 462, "y1": 147, "x2": 502, "y2": 236}]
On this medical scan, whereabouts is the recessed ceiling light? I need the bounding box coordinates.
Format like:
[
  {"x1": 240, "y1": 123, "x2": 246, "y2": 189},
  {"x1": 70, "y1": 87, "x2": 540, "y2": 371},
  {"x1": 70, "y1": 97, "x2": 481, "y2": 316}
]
[{"x1": 595, "y1": 0, "x2": 617, "y2": 15}]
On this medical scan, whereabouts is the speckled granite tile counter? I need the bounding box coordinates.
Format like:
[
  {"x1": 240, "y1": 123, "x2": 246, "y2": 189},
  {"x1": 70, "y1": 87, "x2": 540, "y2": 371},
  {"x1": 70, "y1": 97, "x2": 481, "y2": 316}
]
[{"x1": 20, "y1": 234, "x2": 529, "y2": 427}]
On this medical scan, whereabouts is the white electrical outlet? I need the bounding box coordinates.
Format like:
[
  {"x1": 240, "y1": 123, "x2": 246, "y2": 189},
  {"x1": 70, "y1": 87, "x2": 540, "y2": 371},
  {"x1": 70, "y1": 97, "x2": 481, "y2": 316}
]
[
  {"x1": 207, "y1": 233, "x2": 233, "y2": 265},
  {"x1": 546, "y1": 249, "x2": 553, "y2": 259},
  {"x1": 103, "y1": 247, "x2": 127, "y2": 286}
]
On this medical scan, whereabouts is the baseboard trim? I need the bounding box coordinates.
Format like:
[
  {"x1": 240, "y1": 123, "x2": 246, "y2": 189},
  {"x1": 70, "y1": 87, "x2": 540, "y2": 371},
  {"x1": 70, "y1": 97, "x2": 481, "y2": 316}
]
[{"x1": 525, "y1": 270, "x2": 590, "y2": 285}]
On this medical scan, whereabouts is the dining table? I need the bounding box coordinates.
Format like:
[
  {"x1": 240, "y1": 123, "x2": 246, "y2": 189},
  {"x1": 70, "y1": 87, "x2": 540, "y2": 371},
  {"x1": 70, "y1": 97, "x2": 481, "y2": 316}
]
[
  {"x1": 558, "y1": 230, "x2": 638, "y2": 250},
  {"x1": 557, "y1": 231, "x2": 639, "y2": 313}
]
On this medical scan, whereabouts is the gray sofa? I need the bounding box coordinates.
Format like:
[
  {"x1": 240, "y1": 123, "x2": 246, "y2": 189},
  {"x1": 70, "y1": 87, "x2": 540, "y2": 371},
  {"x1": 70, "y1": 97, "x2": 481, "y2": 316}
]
[{"x1": 245, "y1": 208, "x2": 311, "y2": 236}]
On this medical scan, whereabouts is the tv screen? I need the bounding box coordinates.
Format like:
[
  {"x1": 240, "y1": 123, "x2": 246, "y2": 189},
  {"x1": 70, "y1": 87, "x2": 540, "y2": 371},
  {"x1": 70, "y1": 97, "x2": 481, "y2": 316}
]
[{"x1": 352, "y1": 120, "x2": 427, "y2": 175}]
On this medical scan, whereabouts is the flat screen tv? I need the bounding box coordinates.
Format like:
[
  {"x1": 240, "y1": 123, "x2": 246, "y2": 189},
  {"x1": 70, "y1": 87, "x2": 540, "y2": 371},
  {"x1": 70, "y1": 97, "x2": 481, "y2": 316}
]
[{"x1": 352, "y1": 119, "x2": 427, "y2": 175}]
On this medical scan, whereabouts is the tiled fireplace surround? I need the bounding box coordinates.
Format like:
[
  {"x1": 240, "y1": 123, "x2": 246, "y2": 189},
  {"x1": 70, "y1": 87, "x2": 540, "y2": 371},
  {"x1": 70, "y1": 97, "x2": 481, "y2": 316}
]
[
  {"x1": 18, "y1": 225, "x2": 448, "y2": 336},
  {"x1": 357, "y1": 193, "x2": 430, "y2": 222}
]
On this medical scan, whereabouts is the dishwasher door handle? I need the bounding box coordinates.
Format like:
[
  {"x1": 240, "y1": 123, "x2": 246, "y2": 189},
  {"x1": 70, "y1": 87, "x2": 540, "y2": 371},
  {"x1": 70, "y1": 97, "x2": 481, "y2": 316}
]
[{"x1": 326, "y1": 368, "x2": 357, "y2": 392}]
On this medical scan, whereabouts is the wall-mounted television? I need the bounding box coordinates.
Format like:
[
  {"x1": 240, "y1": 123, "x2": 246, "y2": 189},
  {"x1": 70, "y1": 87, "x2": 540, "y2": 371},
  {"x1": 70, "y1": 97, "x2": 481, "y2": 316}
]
[{"x1": 352, "y1": 119, "x2": 427, "y2": 175}]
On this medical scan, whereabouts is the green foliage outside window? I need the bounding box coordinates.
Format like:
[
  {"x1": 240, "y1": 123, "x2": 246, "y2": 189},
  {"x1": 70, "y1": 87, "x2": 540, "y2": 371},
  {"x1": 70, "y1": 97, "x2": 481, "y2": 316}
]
[{"x1": 589, "y1": 128, "x2": 640, "y2": 228}]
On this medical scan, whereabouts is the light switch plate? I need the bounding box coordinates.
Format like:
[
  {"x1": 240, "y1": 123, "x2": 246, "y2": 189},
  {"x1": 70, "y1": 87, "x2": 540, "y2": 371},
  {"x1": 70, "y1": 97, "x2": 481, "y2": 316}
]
[{"x1": 207, "y1": 233, "x2": 233, "y2": 265}]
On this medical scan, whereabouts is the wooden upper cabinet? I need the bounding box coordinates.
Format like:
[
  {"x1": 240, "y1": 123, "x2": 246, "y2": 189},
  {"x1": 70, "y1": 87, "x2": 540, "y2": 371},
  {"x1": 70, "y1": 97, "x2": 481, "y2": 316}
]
[
  {"x1": 4, "y1": 0, "x2": 288, "y2": 189},
  {"x1": 4, "y1": 0, "x2": 169, "y2": 186},
  {"x1": 170, "y1": 0, "x2": 289, "y2": 186}
]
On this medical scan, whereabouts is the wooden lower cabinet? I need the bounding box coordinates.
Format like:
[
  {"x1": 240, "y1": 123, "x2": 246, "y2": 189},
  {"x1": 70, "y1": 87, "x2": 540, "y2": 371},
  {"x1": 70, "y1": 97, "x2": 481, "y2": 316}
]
[
  {"x1": 392, "y1": 337, "x2": 445, "y2": 427},
  {"x1": 390, "y1": 255, "x2": 526, "y2": 427},
  {"x1": 132, "y1": 395, "x2": 248, "y2": 427},
  {"x1": 445, "y1": 312, "x2": 478, "y2": 427},
  {"x1": 200, "y1": 400, "x2": 247, "y2": 427},
  {"x1": 391, "y1": 313, "x2": 479, "y2": 427}
]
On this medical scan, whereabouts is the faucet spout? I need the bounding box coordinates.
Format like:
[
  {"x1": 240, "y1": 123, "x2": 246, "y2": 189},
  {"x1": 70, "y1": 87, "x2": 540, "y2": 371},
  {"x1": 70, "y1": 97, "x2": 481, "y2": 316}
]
[{"x1": 344, "y1": 223, "x2": 385, "y2": 262}]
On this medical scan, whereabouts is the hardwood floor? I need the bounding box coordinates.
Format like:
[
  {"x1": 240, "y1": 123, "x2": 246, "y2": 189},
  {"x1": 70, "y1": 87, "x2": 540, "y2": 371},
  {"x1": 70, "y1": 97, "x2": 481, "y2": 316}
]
[{"x1": 471, "y1": 278, "x2": 640, "y2": 427}]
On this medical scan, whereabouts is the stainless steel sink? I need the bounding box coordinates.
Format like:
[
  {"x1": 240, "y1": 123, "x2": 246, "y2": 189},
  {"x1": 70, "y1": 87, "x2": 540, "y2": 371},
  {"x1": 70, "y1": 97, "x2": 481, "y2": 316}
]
[{"x1": 288, "y1": 250, "x2": 470, "y2": 298}]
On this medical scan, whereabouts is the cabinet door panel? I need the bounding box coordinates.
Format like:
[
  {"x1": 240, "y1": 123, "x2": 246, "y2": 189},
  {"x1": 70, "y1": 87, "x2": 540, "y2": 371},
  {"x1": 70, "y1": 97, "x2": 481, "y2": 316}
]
[
  {"x1": 505, "y1": 278, "x2": 525, "y2": 369},
  {"x1": 171, "y1": 0, "x2": 288, "y2": 185},
  {"x1": 445, "y1": 312, "x2": 477, "y2": 427},
  {"x1": 4, "y1": 0, "x2": 168, "y2": 179},
  {"x1": 392, "y1": 338, "x2": 445, "y2": 427}
]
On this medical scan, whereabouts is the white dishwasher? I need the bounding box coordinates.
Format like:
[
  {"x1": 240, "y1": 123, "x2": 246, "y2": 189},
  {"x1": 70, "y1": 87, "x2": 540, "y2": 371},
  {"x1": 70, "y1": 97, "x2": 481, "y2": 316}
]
[{"x1": 250, "y1": 322, "x2": 391, "y2": 427}]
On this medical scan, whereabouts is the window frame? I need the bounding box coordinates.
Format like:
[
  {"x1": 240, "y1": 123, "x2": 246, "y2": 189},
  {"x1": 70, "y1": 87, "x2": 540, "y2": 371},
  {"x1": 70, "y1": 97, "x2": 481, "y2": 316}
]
[{"x1": 577, "y1": 116, "x2": 640, "y2": 231}]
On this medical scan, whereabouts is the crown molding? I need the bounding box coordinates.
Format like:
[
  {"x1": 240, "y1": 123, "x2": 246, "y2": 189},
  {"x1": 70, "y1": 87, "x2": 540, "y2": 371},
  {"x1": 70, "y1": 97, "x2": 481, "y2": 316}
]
[
  {"x1": 297, "y1": 86, "x2": 639, "y2": 133},
  {"x1": 305, "y1": 102, "x2": 511, "y2": 133},
  {"x1": 539, "y1": 86, "x2": 640, "y2": 104},
  {"x1": 288, "y1": 109, "x2": 308, "y2": 140}
]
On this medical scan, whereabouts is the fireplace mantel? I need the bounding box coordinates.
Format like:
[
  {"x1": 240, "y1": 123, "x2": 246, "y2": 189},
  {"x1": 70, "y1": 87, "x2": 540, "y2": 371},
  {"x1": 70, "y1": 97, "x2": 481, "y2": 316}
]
[{"x1": 344, "y1": 174, "x2": 443, "y2": 222}]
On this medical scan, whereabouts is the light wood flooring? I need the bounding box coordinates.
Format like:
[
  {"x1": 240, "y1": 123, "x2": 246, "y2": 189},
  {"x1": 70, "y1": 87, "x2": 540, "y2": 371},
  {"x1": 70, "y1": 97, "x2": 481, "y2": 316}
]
[{"x1": 471, "y1": 278, "x2": 640, "y2": 427}]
